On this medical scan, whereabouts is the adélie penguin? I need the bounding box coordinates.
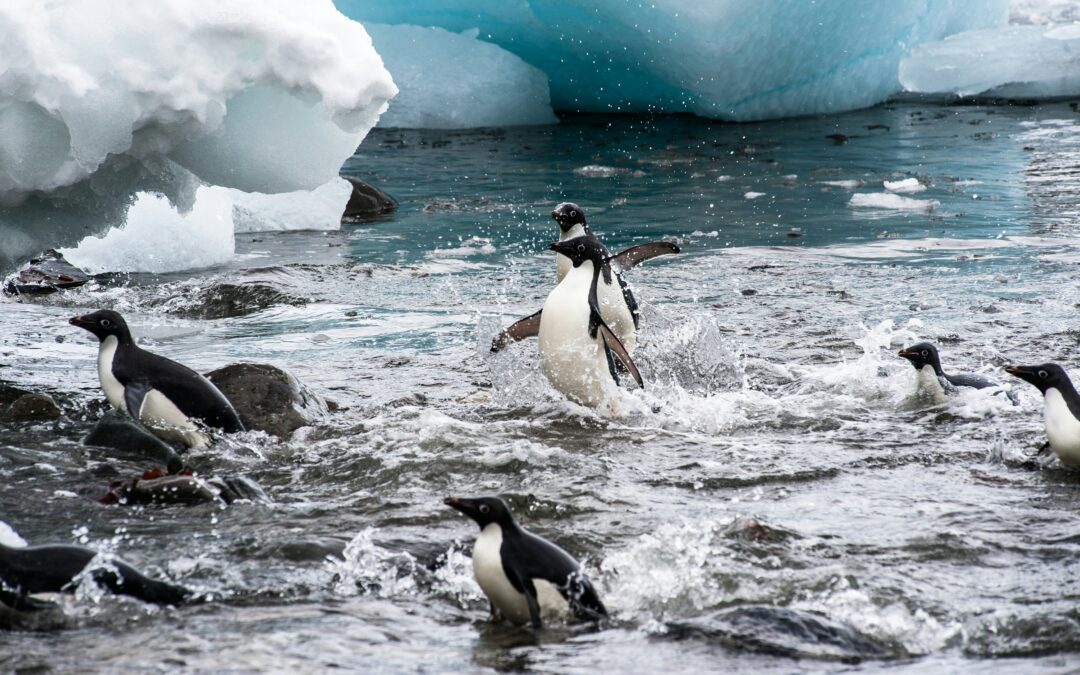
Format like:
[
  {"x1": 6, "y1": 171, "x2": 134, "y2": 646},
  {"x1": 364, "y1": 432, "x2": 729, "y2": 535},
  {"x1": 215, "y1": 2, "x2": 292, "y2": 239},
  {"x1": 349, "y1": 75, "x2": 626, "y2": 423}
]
[
  {"x1": 444, "y1": 496, "x2": 606, "y2": 628},
  {"x1": 898, "y1": 342, "x2": 1011, "y2": 402},
  {"x1": 1005, "y1": 363, "x2": 1080, "y2": 467},
  {"x1": 491, "y1": 202, "x2": 678, "y2": 352},
  {"x1": 69, "y1": 309, "x2": 244, "y2": 449},
  {"x1": 537, "y1": 235, "x2": 643, "y2": 409}
]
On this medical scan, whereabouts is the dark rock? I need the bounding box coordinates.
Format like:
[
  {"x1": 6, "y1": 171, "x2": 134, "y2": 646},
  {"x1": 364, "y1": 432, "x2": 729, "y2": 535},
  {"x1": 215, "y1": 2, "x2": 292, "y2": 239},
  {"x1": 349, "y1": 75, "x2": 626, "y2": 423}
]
[
  {"x1": 0, "y1": 590, "x2": 68, "y2": 631},
  {"x1": 341, "y1": 177, "x2": 397, "y2": 223},
  {"x1": 3, "y1": 393, "x2": 61, "y2": 422},
  {"x1": 170, "y1": 283, "x2": 305, "y2": 320},
  {"x1": 2, "y1": 250, "x2": 89, "y2": 297},
  {"x1": 99, "y1": 471, "x2": 268, "y2": 506},
  {"x1": 205, "y1": 363, "x2": 326, "y2": 438},
  {"x1": 83, "y1": 411, "x2": 185, "y2": 474},
  {"x1": 0, "y1": 383, "x2": 32, "y2": 408}
]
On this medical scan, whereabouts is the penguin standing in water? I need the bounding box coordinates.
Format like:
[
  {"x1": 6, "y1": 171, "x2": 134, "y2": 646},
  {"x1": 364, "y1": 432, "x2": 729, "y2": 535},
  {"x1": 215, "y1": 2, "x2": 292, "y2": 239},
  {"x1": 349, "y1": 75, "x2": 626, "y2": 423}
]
[
  {"x1": 492, "y1": 203, "x2": 678, "y2": 352},
  {"x1": 1005, "y1": 363, "x2": 1080, "y2": 467},
  {"x1": 69, "y1": 310, "x2": 244, "y2": 449},
  {"x1": 538, "y1": 235, "x2": 643, "y2": 408},
  {"x1": 898, "y1": 342, "x2": 1007, "y2": 402},
  {"x1": 444, "y1": 496, "x2": 606, "y2": 628}
]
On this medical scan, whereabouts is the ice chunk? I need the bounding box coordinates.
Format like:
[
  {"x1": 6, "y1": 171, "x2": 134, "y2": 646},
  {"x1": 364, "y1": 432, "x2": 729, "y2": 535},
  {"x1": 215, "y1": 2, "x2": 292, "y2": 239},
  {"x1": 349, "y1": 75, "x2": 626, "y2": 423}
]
[
  {"x1": 367, "y1": 24, "x2": 556, "y2": 128},
  {"x1": 849, "y1": 193, "x2": 940, "y2": 213},
  {"x1": 232, "y1": 178, "x2": 353, "y2": 233},
  {"x1": 60, "y1": 187, "x2": 235, "y2": 274},
  {"x1": 901, "y1": 23, "x2": 1080, "y2": 99},
  {"x1": 336, "y1": 0, "x2": 1008, "y2": 121},
  {"x1": 1011, "y1": 0, "x2": 1080, "y2": 25},
  {"x1": 0, "y1": 521, "x2": 27, "y2": 547},
  {"x1": 0, "y1": 0, "x2": 396, "y2": 272},
  {"x1": 883, "y1": 178, "x2": 926, "y2": 193},
  {"x1": 822, "y1": 180, "x2": 865, "y2": 189}
]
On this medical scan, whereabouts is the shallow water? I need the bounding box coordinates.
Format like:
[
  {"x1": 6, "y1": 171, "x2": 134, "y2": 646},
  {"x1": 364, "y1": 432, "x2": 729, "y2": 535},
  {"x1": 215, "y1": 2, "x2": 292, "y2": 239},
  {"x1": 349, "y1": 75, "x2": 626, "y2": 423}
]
[{"x1": 3, "y1": 102, "x2": 1080, "y2": 672}]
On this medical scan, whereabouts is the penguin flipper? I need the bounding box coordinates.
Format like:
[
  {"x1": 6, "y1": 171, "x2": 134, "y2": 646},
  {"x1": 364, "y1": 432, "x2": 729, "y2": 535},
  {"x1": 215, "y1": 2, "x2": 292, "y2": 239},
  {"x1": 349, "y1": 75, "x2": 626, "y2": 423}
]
[
  {"x1": 491, "y1": 310, "x2": 542, "y2": 352},
  {"x1": 610, "y1": 241, "x2": 680, "y2": 272},
  {"x1": 520, "y1": 577, "x2": 543, "y2": 629},
  {"x1": 123, "y1": 381, "x2": 152, "y2": 420},
  {"x1": 597, "y1": 320, "x2": 644, "y2": 389}
]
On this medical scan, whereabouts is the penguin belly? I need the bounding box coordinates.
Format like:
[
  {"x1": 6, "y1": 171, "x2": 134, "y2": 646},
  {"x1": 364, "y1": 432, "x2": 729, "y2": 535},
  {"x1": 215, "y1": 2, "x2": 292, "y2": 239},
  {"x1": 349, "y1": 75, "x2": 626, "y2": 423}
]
[
  {"x1": 1043, "y1": 388, "x2": 1080, "y2": 466},
  {"x1": 538, "y1": 274, "x2": 618, "y2": 408},
  {"x1": 97, "y1": 336, "x2": 127, "y2": 412},
  {"x1": 472, "y1": 524, "x2": 571, "y2": 625},
  {"x1": 915, "y1": 365, "x2": 948, "y2": 403},
  {"x1": 596, "y1": 274, "x2": 636, "y2": 352},
  {"x1": 139, "y1": 391, "x2": 211, "y2": 449}
]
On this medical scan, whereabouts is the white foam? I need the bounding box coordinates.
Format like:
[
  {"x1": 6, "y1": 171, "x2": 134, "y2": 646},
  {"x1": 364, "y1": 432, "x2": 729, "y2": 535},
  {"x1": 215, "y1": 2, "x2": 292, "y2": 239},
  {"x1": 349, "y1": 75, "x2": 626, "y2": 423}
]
[
  {"x1": 822, "y1": 179, "x2": 865, "y2": 189},
  {"x1": 0, "y1": 521, "x2": 27, "y2": 547},
  {"x1": 367, "y1": 24, "x2": 556, "y2": 129},
  {"x1": 849, "y1": 193, "x2": 940, "y2": 213},
  {"x1": 883, "y1": 178, "x2": 926, "y2": 193}
]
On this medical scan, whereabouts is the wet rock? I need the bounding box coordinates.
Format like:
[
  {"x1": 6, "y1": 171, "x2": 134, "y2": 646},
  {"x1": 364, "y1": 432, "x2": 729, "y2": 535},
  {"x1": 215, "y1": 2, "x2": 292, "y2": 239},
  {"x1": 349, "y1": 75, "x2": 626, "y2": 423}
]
[
  {"x1": 2, "y1": 250, "x2": 88, "y2": 297},
  {"x1": 83, "y1": 411, "x2": 185, "y2": 475},
  {"x1": 99, "y1": 471, "x2": 268, "y2": 506},
  {"x1": 0, "y1": 591, "x2": 68, "y2": 631},
  {"x1": 2, "y1": 393, "x2": 61, "y2": 422},
  {"x1": 665, "y1": 605, "x2": 896, "y2": 662},
  {"x1": 175, "y1": 283, "x2": 306, "y2": 320},
  {"x1": 205, "y1": 363, "x2": 326, "y2": 438},
  {"x1": 0, "y1": 383, "x2": 32, "y2": 408},
  {"x1": 341, "y1": 177, "x2": 397, "y2": 223}
]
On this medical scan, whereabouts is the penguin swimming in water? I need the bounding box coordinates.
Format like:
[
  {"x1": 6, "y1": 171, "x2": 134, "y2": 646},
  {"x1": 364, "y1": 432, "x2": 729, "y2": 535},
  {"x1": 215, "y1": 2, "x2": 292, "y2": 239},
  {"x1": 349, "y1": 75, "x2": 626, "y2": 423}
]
[
  {"x1": 444, "y1": 496, "x2": 606, "y2": 628},
  {"x1": 537, "y1": 235, "x2": 643, "y2": 408},
  {"x1": 69, "y1": 310, "x2": 244, "y2": 449},
  {"x1": 491, "y1": 202, "x2": 678, "y2": 353},
  {"x1": 0, "y1": 541, "x2": 191, "y2": 606},
  {"x1": 898, "y1": 342, "x2": 1007, "y2": 402},
  {"x1": 1005, "y1": 363, "x2": 1080, "y2": 467}
]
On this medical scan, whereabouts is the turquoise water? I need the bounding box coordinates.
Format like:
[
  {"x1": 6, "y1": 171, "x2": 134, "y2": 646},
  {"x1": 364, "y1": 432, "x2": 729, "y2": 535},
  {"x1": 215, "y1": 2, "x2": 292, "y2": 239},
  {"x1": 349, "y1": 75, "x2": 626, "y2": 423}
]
[{"x1": 2, "y1": 102, "x2": 1080, "y2": 672}]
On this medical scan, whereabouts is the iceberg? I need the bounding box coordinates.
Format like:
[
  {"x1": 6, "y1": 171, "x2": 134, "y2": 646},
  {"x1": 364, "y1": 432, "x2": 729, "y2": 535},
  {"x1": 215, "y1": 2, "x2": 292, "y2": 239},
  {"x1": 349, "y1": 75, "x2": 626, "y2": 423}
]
[
  {"x1": 0, "y1": 0, "x2": 396, "y2": 273},
  {"x1": 367, "y1": 24, "x2": 556, "y2": 128},
  {"x1": 335, "y1": 0, "x2": 1008, "y2": 121},
  {"x1": 900, "y1": 23, "x2": 1080, "y2": 100}
]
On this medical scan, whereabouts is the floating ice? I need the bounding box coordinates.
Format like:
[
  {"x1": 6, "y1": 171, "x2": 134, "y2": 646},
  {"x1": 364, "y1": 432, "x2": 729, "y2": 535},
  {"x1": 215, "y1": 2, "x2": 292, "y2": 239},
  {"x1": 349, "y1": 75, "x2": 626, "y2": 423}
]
[
  {"x1": 0, "y1": 0, "x2": 396, "y2": 272},
  {"x1": 883, "y1": 178, "x2": 926, "y2": 194},
  {"x1": 232, "y1": 177, "x2": 353, "y2": 234},
  {"x1": 901, "y1": 23, "x2": 1080, "y2": 100},
  {"x1": 849, "y1": 193, "x2": 940, "y2": 213},
  {"x1": 367, "y1": 24, "x2": 556, "y2": 129},
  {"x1": 336, "y1": 0, "x2": 1008, "y2": 121},
  {"x1": 0, "y1": 521, "x2": 27, "y2": 547}
]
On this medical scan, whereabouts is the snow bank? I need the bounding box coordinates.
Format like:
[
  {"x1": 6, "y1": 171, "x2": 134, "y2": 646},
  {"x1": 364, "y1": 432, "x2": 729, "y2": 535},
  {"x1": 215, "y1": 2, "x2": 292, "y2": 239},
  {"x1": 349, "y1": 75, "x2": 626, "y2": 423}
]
[
  {"x1": 901, "y1": 23, "x2": 1080, "y2": 100},
  {"x1": 336, "y1": 0, "x2": 1008, "y2": 121},
  {"x1": 368, "y1": 24, "x2": 556, "y2": 128},
  {"x1": 0, "y1": 0, "x2": 396, "y2": 272}
]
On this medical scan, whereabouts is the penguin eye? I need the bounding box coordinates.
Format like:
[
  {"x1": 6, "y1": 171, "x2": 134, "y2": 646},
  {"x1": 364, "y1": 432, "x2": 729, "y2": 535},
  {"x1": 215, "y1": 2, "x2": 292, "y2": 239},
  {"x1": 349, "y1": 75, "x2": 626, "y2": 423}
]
[
  {"x1": 1038, "y1": 370, "x2": 1049, "y2": 378},
  {"x1": 478, "y1": 504, "x2": 490, "y2": 514},
  {"x1": 576, "y1": 244, "x2": 585, "y2": 253},
  {"x1": 920, "y1": 350, "x2": 928, "y2": 357},
  {"x1": 570, "y1": 210, "x2": 578, "y2": 217},
  {"x1": 100, "y1": 319, "x2": 112, "y2": 328}
]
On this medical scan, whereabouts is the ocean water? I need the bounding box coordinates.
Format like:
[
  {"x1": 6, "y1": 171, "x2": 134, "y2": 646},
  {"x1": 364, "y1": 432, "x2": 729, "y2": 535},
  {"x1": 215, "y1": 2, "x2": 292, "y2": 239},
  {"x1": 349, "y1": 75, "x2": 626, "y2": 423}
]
[{"x1": 2, "y1": 102, "x2": 1080, "y2": 672}]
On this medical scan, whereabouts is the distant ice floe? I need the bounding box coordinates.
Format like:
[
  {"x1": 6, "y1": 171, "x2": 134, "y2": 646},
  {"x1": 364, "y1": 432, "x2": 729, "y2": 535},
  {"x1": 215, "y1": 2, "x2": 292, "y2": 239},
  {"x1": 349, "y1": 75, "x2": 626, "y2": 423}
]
[
  {"x1": 336, "y1": 0, "x2": 1008, "y2": 121},
  {"x1": 849, "y1": 193, "x2": 940, "y2": 213},
  {"x1": 0, "y1": 0, "x2": 396, "y2": 272},
  {"x1": 367, "y1": 24, "x2": 556, "y2": 129},
  {"x1": 883, "y1": 178, "x2": 926, "y2": 194},
  {"x1": 901, "y1": 23, "x2": 1080, "y2": 100}
]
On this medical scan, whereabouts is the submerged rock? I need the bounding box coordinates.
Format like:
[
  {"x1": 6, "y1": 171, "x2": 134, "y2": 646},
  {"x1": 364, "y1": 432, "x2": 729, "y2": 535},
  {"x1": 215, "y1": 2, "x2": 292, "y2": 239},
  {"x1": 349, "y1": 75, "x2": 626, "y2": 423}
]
[
  {"x1": 341, "y1": 177, "x2": 397, "y2": 222},
  {"x1": 83, "y1": 411, "x2": 185, "y2": 475},
  {"x1": 176, "y1": 283, "x2": 305, "y2": 320},
  {"x1": 0, "y1": 591, "x2": 68, "y2": 632},
  {"x1": 2, "y1": 393, "x2": 61, "y2": 422},
  {"x1": 2, "y1": 250, "x2": 88, "y2": 297},
  {"x1": 205, "y1": 363, "x2": 326, "y2": 437},
  {"x1": 99, "y1": 471, "x2": 267, "y2": 506}
]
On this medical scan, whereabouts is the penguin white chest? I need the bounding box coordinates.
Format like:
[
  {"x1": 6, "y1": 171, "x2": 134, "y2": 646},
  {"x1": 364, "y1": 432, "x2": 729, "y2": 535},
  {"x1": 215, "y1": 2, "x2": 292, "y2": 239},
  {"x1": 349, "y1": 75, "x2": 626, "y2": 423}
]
[
  {"x1": 595, "y1": 273, "x2": 636, "y2": 352},
  {"x1": 538, "y1": 264, "x2": 617, "y2": 408},
  {"x1": 915, "y1": 365, "x2": 948, "y2": 403},
  {"x1": 472, "y1": 524, "x2": 570, "y2": 625},
  {"x1": 97, "y1": 336, "x2": 126, "y2": 412},
  {"x1": 555, "y1": 224, "x2": 586, "y2": 283},
  {"x1": 1043, "y1": 388, "x2": 1080, "y2": 466}
]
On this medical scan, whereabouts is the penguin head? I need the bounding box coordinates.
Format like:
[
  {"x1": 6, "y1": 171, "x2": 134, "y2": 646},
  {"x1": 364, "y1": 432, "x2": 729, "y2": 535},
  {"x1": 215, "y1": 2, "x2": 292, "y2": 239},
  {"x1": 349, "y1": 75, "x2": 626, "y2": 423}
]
[
  {"x1": 1005, "y1": 363, "x2": 1072, "y2": 393},
  {"x1": 444, "y1": 496, "x2": 516, "y2": 530},
  {"x1": 898, "y1": 342, "x2": 942, "y2": 373},
  {"x1": 69, "y1": 310, "x2": 131, "y2": 343},
  {"x1": 549, "y1": 235, "x2": 607, "y2": 268},
  {"x1": 551, "y1": 202, "x2": 587, "y2": 233}
]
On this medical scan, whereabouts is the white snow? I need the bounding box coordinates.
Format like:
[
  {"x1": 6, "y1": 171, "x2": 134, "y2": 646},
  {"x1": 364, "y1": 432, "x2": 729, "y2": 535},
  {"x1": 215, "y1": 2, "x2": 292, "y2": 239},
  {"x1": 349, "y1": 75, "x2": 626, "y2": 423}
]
[
  {"x1": 901, "y1": 23, "x2": 1080, "y2": 99},
  {"x1": 232, "y1": 177, "x2": 353, "y2": 233},
  {"x1": 0, "y1": 521, "x2": 27, "y2": 547},
  {"x1": 884, "y1": 178, "x2": 927, "y2": 193},
  {"x1": 849, "y1": 193, "x2": 940, "y2": 213},
  {"x1": 367, "y1": 24, "x2": 556, "y2": 129}
]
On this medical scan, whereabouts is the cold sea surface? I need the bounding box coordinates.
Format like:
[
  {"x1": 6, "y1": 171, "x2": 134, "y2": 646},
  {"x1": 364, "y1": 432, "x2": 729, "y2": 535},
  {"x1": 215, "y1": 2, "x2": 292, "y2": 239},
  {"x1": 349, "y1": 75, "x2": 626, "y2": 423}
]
[{"x1": 3, "y1": 102, "x2": 1080, "y2": 672}]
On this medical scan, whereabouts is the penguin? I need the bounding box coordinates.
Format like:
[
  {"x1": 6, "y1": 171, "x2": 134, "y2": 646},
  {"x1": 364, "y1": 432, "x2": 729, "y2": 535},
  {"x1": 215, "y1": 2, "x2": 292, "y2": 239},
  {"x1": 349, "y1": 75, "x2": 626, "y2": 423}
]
[
  {"x1": 491, "y1": 203, "x2": 678, "y2": 353},
  {"x1": 537, "y1": 235, "x2": 643, "y2": 408},
  {"x1": 69, "y1": 310, "x2": 244, "y2": 449},
  {"x1": 0, "y1": 542, "x2": 191, "y2": 605},
  {"x1": 1005, "y1": 363, "x2": 1080, "y2": 467},
  {"x1": 898, "y1": 342, "x2": 1005, "y2": 402},
  {"x1": 443, "y1": 496, "x2": 606, "y2": 628}
]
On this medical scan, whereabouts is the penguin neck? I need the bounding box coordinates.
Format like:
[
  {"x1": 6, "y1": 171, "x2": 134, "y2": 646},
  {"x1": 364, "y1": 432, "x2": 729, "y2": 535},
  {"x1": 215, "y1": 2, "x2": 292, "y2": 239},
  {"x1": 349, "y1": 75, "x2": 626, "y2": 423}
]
[
  {"x1": 481, "y1": 519, "x2": 521, "y2": 538},
  {"x1": 559, "y1": 223, "x2": 589, "y2": 241},
  {"x1": 1046, "y1": 380, "x2": 1080, "y2": 421},
  {"x1": 102, "y1": 331, "x2": 135, "y2": 349}
]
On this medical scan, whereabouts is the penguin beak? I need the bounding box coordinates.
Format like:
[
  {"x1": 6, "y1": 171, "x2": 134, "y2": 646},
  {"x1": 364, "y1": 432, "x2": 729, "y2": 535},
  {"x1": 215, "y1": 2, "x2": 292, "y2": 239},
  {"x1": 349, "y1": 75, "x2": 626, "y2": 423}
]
[
  {"x1": 444, "y1": 496, "x2": 478, "y2": 520},
  {"x1": 549, "y1": 241, "x2": 574, "y2": 255},
  {"x1": 1004, "y1": 365, "x2": 1026, "y2": 376},
  {"x1": 897, "y1": 349, "x2": 917, "y2": 360},
  {"x1": 69, "y1": 315, "x2": 93, "y2": 328}
]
